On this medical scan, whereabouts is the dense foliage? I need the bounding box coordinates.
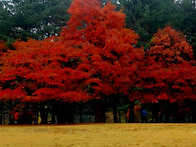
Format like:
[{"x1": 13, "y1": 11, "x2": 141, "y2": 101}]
[
  {"x1": 0, "y1": 0, "x2": 195, "y2": 59},
  {"x1": 132, "y1": 27, "x2": 196, "y2": 103},
  {"x1": 0, "y1": 0, "x2": 71, "y2": 41},
  {"x1": 0, "y1": 0, "x2": 195, "y2": 124}
]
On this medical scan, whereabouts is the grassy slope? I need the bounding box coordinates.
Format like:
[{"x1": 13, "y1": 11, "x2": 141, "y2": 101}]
[{"x1": 0, "y1": 124, "x2": 196, "y2": 147}]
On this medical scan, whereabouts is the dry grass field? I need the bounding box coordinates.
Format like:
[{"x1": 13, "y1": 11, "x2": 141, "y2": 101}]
[{"x1": 0, "y1": 124, "x2": 196, "y2": 147}]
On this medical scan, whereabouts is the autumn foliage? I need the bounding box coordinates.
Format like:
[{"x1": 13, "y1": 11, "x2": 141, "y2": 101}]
[
  {"x1": 0, "y1": 0, "x2": 143, "y2": 104},
  {"x1": 0, "y1": 38, "x2": 92, "y2": 102},
  {"x1": 133, "y1": 27, "x2": 196, "y2": 103},
  {"x1": 60, "y1": 0, "x2": 144, "y2": 98},
  {"x1": 148, "y1": 27, "x2": 194, "y2": 66},
  {"x1": 0, "y1": 41, "x2": 8, "y2": 53},
  {"x1": 0, "y1": 0, "x2": 195, "y2": 108}
]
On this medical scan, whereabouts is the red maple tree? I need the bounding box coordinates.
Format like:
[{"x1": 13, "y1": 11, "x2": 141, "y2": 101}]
[
  {"x1": 60, "y1": 0, "x2": 144, "y2": 98},
  {"x1": 0, "y1": 0, "x2": 145, "y2": 123},
  {"x1": 62, "y1": 0, "x2": 144, "y2": 123},
  {"x1": 0, "y1": 1, "x2": 195, "y2": 124},
  {"x1": 0, "y1": 37, "x2": 92, "y2": 102},
  {"x1": 135, "y1": 27, "x2": 196, "y2": 103}
]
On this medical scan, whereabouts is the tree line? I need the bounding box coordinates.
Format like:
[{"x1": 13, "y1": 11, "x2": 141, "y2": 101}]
[
  {"x1": 0, "y1": 0, "x2": 195, "y2": 124},
  {"x1": 0, "y1": 0, "x2": 195, "y2": 58}
]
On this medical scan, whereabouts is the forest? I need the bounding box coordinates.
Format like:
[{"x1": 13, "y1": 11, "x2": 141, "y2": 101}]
[{"x1": 0, "y1": 0, "x2": 195, "y2": 124}]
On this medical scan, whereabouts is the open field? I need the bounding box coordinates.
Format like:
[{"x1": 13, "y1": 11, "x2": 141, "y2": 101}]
[{"x1": 0, "y1": 124, "x2": 196, "y2": 147}]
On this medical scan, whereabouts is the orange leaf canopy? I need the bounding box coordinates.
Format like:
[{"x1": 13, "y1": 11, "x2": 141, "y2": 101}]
[
  {"x1": 134, "y1": 27, "x2": 196, "y2": 103},
  {"x1": 0, "y1": 0, "x2": 144, "y2": 102}
]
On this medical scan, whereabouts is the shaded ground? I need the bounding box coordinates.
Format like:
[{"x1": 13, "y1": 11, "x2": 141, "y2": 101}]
[{"x1": 0, "y1": 124, "x2": 196, "y2": 146}]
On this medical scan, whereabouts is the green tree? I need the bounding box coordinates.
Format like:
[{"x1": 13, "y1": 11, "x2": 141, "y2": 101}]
[
  {"x1": 38, "y1": 0, "x2": 72, "y2": 39},
  {"x1": 117, "y1": 0, "x2": 178, "y2": 49},
  {"x1": 174, "y1": 0, "x2": 196, "y2": 59},
  {"x1": 0, "y1": 0, "x2": 71, "y2": 41},
  {"x1": 0, "y1": 1, "x2": 14, "y2": 41}
]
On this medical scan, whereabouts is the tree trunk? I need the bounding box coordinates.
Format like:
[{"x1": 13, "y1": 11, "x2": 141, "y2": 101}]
[
  {"x1": 0, "y1": 102, "x2": 3, "y2": 125},
  {"x1": 128, "y1": 101, "x2": 135, "y2": 123},
  {"x1": 160, "y1": 112, "x2": 163, "y2": 123},
  {"x1": 191, "y1": 101, "x2": 196, "y2": 123},
  {"x1": 67, "y1": 102, "x2": 75, "y2": 124},
  {"x1": 113, "y1": 106, "x2": 118, "y2": 123},
  {"x1": 118, "y1": 110, "x2": 121, "y2": 123},
  {"x1": 95, "y1": 100, "x2": 99, "y2": 123},
  {"x1": 56, "y1": 102, "x2": 62, "y2": 124},
  {"x1": 80, "y1": 103, "x2": 83, "y2": 123},
  {"x1": 62, "y1": 102, "x2": 68, "y2": 124},
  {"x1": 152, "y1": 103, "x2": 159, "y2": 123},
  {"x1": 36, "y1": 108, "x2": 39, "y2": 124},
  {"x1": 172, "y1": 102, "x2": 178, "y2": 123},
  {"x1": 33, "y1": 103, "x2": 39, "y2": 124},
  {"x1": 9, "y1": 101, "x2": 13, "y2": 124},
  {"x1": 112, "y1": 96, "x2": 118, "y2": 123},
  {"x1": 95, "y1": 99, "x2": 106, "y2": 123},
  {"x1": 40, "y1": 102, "x2": 48, "y2": 124},
  {"x1": 50, "y1": 100, "x2": 56, "y2": 124},
  {"x1": 100, "y1": 98, "x2": 106, "y2": 123},
  {"x1": 165, "y1": 100, "x2": 170, "y2": 123}
]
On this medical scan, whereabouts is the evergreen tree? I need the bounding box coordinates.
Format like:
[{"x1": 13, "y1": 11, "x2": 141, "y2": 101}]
[
  {"x1": 174, "y1": 0, "x2": 196, "y2": 59},
  {"x1": 0, "y1": 0, "x2": 71, "y2": 41},
  {"x1": 0, "y1": 1, "x2": 14, "y2": 41},
  {"x1": 118, "y1": 0, "x2": 178, "y2": 49}
]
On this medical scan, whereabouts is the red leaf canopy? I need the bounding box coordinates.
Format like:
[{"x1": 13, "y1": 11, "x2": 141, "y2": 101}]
[
  {"x1": 60, "y1": 0, "x2": 144, "y2": 98},
  {"x1": 0, "y1": 0, "x2": 144, "y2": 102},
  {"x1": 134, "y1": 27, "x2": 196, "y2": 103}
]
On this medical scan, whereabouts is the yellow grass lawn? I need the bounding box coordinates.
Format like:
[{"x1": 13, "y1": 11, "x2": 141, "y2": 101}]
[{"x1": 0, "y1": 124, "x2": 196, "y2": 147}]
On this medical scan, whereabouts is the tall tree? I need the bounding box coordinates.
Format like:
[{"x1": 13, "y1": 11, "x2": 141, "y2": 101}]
[
  {"x1": 0, "y1": 0, "x2": 71, "y2": 41},
  {"x1": 0, "y1": 0, "x2": 145, "y2": 123},
  {"x1": 135, "y1": 27, "x2": 195, "y2": 103},
  {"x1": 0, "y1": 1, "x2": 14, "y2": 42},
  {"x1": 130, "y1": 27, "x2": 196, "y2": 122},
  {"x1": 174, "y1": 0, "x2": 196, "y2": 59},
  {"x1": 117, "y1": 0, "x2": 178, "y2": 49},
  {"x1": 60, "y1": 0, "x2": 144, "y2": 122}
]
